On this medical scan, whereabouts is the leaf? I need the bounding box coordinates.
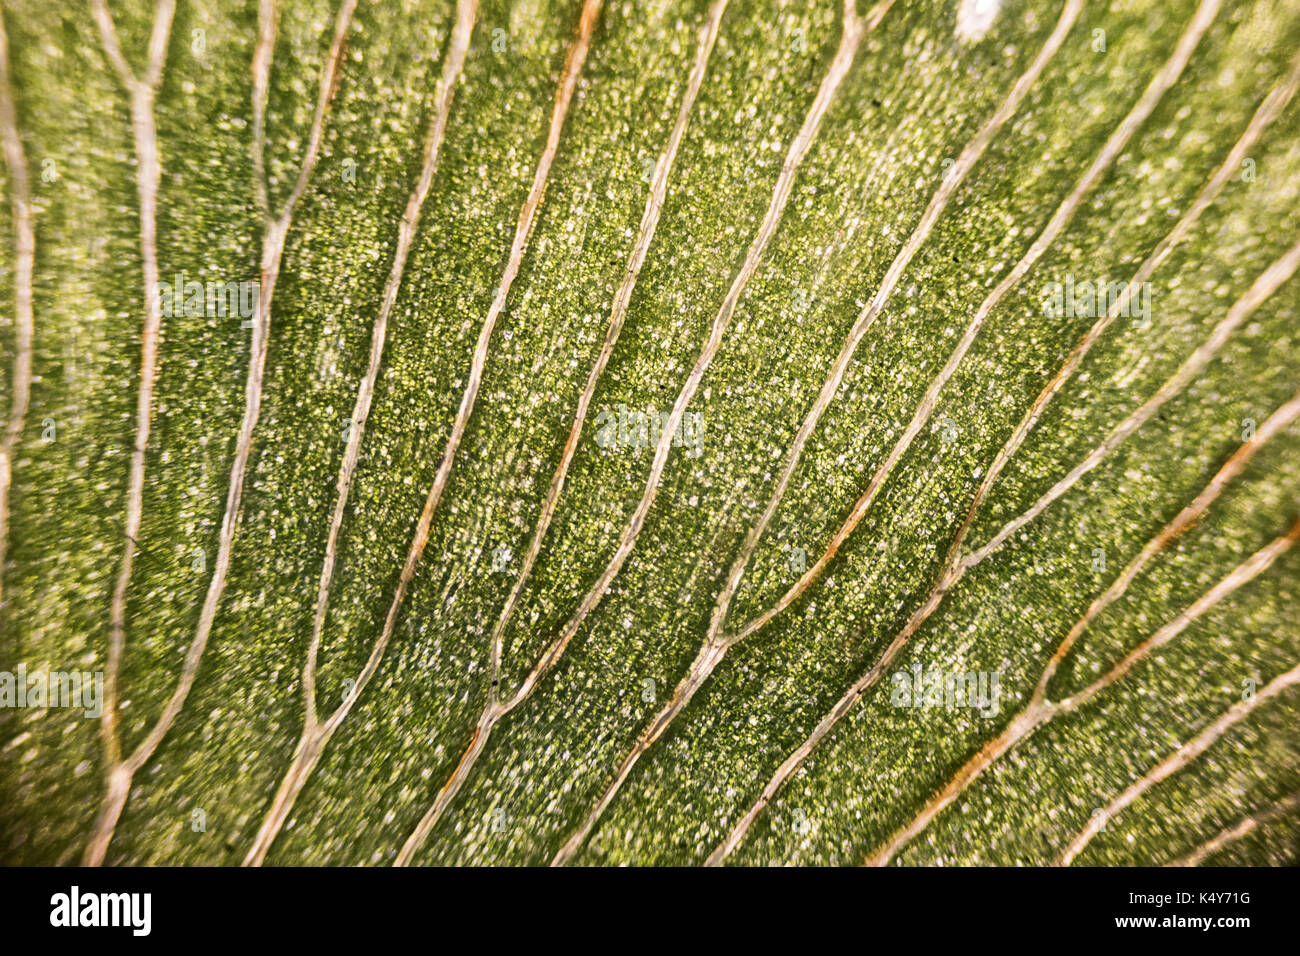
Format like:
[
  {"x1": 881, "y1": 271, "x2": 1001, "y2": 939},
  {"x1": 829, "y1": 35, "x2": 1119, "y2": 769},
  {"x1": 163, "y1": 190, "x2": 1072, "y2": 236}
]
[{"x1": 1, "y1": 0, "x2": 1298, "y2": 867}]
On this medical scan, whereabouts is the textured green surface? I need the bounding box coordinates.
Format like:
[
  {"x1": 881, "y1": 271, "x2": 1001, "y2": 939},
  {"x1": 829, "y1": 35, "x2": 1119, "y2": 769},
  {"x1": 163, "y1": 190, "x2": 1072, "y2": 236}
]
[{"x1": 1, "y1": 0, "x2": 1298, "y2": 866}]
